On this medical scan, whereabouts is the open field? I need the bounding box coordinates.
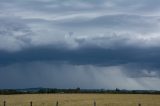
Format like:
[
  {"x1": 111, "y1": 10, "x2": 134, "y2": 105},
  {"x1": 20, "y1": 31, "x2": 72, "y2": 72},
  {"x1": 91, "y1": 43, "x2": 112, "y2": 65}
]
[{"x1": 0, "y1": 94, "x2": 160, "y2": 106}]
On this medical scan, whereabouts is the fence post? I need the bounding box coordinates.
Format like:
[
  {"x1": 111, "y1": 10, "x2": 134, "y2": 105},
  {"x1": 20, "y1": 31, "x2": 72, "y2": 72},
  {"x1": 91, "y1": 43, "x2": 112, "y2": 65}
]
[
  {"x1": 138, "y1": 103, "x2": 141, "y2": 106},
  {"x1": 56, "y1": 101, "x2": 58, "y2": 106},
  {"x1": 42, "y1": 103, "x2": 44, "y2": 106},
  {"x1": 94, "y1": 100, "x2": 96, "y2": 106},
  {"x1": 30, "y1": 101, "x2": 32, "y2": 106},
  {"x1": 4, "y1": 101, "x2": 6, "y2": 106}
]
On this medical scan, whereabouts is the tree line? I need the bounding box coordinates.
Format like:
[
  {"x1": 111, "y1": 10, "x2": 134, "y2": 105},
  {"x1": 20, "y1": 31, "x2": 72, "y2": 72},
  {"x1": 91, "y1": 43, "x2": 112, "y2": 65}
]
[{"x1": 0, "y1": 88, "x2": 160, "y2": 95}]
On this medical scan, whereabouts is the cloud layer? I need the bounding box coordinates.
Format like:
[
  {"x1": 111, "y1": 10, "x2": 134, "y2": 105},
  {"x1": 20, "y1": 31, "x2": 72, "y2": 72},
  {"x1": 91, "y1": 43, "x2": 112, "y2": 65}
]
[{"x1": 1, "y1": 0, "x2": 160, "y2": 89}]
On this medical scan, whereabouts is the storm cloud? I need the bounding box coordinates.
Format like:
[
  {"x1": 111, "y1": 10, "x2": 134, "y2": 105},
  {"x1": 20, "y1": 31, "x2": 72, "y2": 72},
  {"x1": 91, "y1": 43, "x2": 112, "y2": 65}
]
[{"x1": 1, "y1": 0, "x2": 160, "y2": 90}]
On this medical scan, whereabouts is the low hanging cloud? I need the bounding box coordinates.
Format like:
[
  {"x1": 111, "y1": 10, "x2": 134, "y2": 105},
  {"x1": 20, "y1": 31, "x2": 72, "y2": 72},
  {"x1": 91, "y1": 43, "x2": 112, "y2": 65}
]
[
  {"x1": 1, "y1": 45, "x2": 160, "y2": 66},
  {"x1": 0, "y1": 0, "x2": 160, "y2": 89},
  {"x1": 1, "y1": 45, "x2": 160, "y2": 90},
  {"x1": 1, "y1": 62, "x2": 160, "y2": 90}
]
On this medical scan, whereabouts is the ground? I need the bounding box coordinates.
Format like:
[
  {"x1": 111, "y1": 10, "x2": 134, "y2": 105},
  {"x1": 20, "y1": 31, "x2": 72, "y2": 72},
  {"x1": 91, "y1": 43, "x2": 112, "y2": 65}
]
[{"x1": 0, "y1": 94, "x2": 160, "y2": 106}]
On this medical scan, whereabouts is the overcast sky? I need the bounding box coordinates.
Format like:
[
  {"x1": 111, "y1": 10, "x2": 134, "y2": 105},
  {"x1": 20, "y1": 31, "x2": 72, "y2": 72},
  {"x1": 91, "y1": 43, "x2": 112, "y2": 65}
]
[{"x1": 1, "y1": 0, "x2": 160, "y2": 90}]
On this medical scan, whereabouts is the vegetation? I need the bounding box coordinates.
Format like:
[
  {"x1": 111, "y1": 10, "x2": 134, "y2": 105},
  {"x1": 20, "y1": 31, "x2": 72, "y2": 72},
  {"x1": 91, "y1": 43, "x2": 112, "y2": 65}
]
[
  {"x1": 0, "y1": 88, "x2": 160, "y2": 95},
  {"x1": 0, "y1": 94, "x2": 160, "y2": 106}
]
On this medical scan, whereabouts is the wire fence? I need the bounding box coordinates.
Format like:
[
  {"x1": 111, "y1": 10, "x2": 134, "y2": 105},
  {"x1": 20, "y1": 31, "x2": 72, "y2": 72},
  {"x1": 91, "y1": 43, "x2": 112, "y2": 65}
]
[{"x1": 1, "y1": 101, "x2": 160, "y2": 106}]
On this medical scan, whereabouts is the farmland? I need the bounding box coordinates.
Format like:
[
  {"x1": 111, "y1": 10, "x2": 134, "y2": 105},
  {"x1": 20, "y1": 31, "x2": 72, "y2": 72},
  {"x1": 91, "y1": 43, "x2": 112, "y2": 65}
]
[{"x1": 0, "y1": 94, "x2": 160, "y2": 106}]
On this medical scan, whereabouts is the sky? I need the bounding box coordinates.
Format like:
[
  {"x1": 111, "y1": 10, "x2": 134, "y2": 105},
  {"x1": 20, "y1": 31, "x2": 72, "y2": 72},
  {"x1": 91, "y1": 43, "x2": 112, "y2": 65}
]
[{"x1": 1, "y1": 0, "x2": 160, "y2": 90}]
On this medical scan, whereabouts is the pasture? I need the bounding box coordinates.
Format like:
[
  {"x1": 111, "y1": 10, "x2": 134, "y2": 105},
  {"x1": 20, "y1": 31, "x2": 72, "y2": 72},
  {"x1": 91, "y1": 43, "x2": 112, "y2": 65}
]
[{"x1": 0, "y1": 94, "x2": 160, "y2": 106}]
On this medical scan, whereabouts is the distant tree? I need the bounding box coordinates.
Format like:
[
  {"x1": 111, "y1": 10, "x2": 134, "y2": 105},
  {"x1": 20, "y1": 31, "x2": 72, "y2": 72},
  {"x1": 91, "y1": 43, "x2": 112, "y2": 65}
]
[
  {"x1": 116, "y1": 88, "x2": 120, "y2": 92},
  {"x1": 76, "y1": 87, "x2": 80, "y2": 93}
]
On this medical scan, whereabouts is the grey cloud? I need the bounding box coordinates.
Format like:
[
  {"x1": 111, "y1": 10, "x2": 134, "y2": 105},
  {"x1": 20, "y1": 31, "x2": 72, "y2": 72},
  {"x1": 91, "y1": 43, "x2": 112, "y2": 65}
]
[
  {"x1": 0, "y1": 16, "x2": 33, "y2": 51},
  {"x1": 54, "y1": 14, "x2": 159, "y2": 33},
  {"x1": 122, "y1": 63, "x2": 160, "y2": 78},
  {"x1": 1, "y1": 62, "x2": 158, "y2": 90},
  {"x1": 1, "y1": 0, "x2": 160, "y2": 89},
  {"x1": 1, "y1": 0, "x2": 160, "y2": 15}
]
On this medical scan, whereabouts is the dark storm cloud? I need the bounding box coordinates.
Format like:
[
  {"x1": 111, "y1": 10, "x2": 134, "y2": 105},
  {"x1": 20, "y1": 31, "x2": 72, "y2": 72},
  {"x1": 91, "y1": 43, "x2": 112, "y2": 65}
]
[{"x1": 1, "y1": 45, "x2": 160, "y2": 68}]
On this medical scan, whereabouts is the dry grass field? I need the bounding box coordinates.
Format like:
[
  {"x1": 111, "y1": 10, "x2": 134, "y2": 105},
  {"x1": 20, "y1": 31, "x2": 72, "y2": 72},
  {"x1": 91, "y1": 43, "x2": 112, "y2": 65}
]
[{"x1": 0, "y1": 94, "x2": 160, "y2": 106}]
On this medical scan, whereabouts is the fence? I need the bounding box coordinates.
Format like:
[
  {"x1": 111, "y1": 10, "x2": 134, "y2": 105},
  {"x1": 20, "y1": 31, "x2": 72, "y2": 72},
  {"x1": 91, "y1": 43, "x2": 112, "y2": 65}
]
[{"x1": 2, "y1": 101, "x2": 144, "y2": 106}]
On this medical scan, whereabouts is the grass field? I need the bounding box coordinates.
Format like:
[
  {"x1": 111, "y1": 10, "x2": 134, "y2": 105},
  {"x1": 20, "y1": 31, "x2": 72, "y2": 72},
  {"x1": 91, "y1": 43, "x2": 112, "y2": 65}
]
[{"x1": 0, "y1": 94, "x2": 160, "y2": 106}]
